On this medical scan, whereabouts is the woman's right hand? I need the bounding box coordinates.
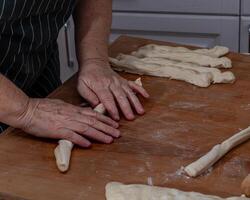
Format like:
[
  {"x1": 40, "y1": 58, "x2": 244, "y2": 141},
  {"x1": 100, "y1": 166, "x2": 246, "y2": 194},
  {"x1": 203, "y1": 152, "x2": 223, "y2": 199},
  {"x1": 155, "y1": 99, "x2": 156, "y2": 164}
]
[{"x1": 17, "y1": 98, "x2": 120, "y2": 147}]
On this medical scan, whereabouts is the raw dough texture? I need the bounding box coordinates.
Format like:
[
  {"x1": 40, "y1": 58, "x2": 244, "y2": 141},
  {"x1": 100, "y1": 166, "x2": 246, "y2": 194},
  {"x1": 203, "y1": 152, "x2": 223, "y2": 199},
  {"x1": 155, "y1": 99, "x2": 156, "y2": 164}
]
[
  {"x1": 110, "y1": 55, "x2": 214, "y2": 87},
  {"x1": 241, "y1": 174, "x2": 250, "y2": 197},
  {"x1": 105, "y1": 182, "x2": 247, "y2": 200},
  {"x1": 54, "y1": 140, "x2": 74, "y2": 172},
  {"x1": 115, "y1": 54, "x2": 235, "y2": 84},
  {"x1": 132, "y1": 48, "x2": 232, "y2": 68},
  {"x1": 184, "y1": 126, "x2": 250, "y2": 177},
  {"x1": 139, "y1": 44, "x2": 229, "y2": 58}
]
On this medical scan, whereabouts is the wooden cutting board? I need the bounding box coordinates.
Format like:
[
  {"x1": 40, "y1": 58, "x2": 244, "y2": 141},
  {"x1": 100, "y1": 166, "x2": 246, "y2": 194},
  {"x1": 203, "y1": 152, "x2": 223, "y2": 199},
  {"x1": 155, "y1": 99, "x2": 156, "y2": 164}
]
[{"x1": 1, "y1": 36, "x2": 250, "y2": 200}]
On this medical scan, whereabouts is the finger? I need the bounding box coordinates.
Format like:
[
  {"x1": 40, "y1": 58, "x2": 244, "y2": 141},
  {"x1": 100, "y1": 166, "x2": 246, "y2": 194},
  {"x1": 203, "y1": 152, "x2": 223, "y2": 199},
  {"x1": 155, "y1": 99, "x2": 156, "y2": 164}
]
[
  {"x1": 95, "y1": 112, "x2": 119, "y2": 128},
  {"x1": 122, "y1": 85, "x2": 145, "y2": 115},
  {"x1": 62, "y1": 105, "x2": 119, "y2": 129},
  {"x1": 61, "y1": 129, "x2": 91, "y2": 148},
  {"x1": 66, "y1": 121, "x2": 113, "y2": 143},
  {"x1": 110, "y1": 85, "x2": 135, "y2": 120},
  {"x1": 74, "y1": 116, "x2": 120, "y2": 138},
  {"x1": 96, "y1": 88, "x2": 120, "y2": 120},
  {"x1": 78, "y1": 82, "x2": 99, "y2": 106},
  {"x1": 128, "y1": 81, "x2": 150, "y2": 98},
  {"x1": 87, "y1": 117, "x2": 120, "y2": 138},
  {"x1": 79, "y1": 108, "x2": 119, "y2": 128},
  {"x1": 81, "y1": 126, "x2": 114, "y2": 144}
]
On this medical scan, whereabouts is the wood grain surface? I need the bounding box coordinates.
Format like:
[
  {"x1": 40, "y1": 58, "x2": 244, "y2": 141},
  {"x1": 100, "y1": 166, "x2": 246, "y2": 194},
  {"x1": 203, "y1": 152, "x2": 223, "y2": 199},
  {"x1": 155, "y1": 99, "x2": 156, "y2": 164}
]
[{"x1": 1, "y1": 36, "x2": 250, "y2": 200}]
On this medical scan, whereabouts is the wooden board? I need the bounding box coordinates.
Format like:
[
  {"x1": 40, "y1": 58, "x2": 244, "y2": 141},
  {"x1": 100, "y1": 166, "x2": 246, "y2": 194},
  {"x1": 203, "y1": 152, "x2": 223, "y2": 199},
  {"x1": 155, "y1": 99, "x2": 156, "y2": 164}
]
[{"x1": 1, "y1": 36, "x2": 250, "y2": 199}]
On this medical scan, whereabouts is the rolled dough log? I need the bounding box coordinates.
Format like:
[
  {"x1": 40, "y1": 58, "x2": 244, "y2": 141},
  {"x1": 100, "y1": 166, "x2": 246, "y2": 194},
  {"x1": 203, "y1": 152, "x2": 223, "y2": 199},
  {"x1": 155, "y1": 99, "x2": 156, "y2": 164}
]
[
  {"x1": 105, "y1": 182, "x2": 248, "y2": 200},
  {"x1": 184, "y1": 126, "x2": 250, "y2": 177},
  {"x1": 139, "y1": 44, "x2": 229, "y2": 58},
  {"x1": 116, "y1": 54, "x2": 235, "y2": 84},
  {"x1": 110, "y1": 55, "x2": 213, "y2": 87},
  {"x1": 54, "y1": 78, "x2": 142, "y2": 172},
  {"x1": 132, "y1": 48, "x2": 232, "y2": 68}
]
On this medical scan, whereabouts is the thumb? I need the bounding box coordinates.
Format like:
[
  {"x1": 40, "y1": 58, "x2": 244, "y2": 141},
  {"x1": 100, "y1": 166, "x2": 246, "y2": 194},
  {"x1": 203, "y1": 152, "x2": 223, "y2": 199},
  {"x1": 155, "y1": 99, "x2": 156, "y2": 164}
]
[{"x1": 77, "y1": 81, "x2": 99, "y2": 106}]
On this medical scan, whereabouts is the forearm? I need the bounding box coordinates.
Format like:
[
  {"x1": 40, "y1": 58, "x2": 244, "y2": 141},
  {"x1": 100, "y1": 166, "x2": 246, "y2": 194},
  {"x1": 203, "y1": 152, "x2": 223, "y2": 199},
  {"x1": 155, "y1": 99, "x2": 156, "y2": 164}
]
[
  {"x1": 73, "y1": 0, "x2": 112, "y2": 70},
  {"x1": 0, "y1": 74, "x2": 29, "y2": 128}
]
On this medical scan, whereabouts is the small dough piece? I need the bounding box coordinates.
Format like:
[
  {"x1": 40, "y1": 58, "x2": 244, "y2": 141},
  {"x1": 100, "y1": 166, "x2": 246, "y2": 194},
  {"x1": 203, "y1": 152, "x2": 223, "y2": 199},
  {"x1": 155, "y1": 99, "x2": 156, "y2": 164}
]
[
  {"x1": 241, "y1": 174, "x2": 250, "y2": 197},
  {"x1": 54, "y1": 140, "x2": 74, "y2": 172},
  {"x1": 94, "y1": 103, "x2": 106, "y2": 114},
  {"x1": 117, "y1": 54, "x2": 235, "y2": 84},
  {"x1": 134, "y1": 77, "x2": 142, "y2": 86},
  {"x1": 132, "y1": 48, "x2": 232, "y2": 68},
  {"x1": 105, "y1": 182, "x2": 247, "y2": 200},
  {"x1": 184, "y1": 126, "x2": 250, "y2": 177},
  {"x1": 140, "y1": 44, "x2": 229, "y2": 58},
  {"x1": 110, "y1": 55, "x2": 213, "y2": 87}
]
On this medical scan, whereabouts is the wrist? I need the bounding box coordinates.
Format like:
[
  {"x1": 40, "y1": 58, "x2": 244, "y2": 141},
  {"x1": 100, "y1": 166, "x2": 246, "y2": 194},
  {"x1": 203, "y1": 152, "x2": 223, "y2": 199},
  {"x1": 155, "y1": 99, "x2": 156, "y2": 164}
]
[
  {"x1": 78, "y1": 58, "x2": 111, "y2": 76},
  {"x1": 11, "y1": 98, "x2": 39, "y2": 130},
  {"x1": 0, "y1": 96, "x2": 28, "y2": 129},
  {"x1": 76, "y1": 40, "x2": 109, "y2": 66},
  {"x1": 82, "y1": 57, "x2": 109, "y2": 65}
]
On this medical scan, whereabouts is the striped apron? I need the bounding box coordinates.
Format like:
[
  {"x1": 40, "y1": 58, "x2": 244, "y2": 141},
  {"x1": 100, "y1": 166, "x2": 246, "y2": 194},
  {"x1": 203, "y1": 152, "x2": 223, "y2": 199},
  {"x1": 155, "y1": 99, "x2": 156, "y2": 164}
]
[{"x1": 0, "y1": 0, "x2": 76, "y2": 133}]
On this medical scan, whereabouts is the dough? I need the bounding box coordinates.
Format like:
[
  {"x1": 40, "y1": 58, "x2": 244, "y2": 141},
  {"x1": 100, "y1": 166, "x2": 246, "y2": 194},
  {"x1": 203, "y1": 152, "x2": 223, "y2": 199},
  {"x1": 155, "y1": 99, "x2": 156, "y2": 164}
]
[
  {"x1": 139, "y1": 44, "x2": 229, "y2": 58},
  {"x1": 105, "y1": 182, "x2": 247, "y2": 200},
  {"x1": 93, "y1": 103, "x2": 106, "y2": 114},
  {"x1": 116, "y1": 54, "x2": 235, "y2": 84},
  {"x1": 241, "y1": 174, "x2": 250, "y2": 197},
  {"x1": 110, "y1": 55, "x2": 214, "y2": 87},
  {"x1": 184, "y1": 126, "x2": 250, "y2": 177},
  {"x1": 132, "y1": 48, "x2": 232, "y2": 68},
  {"x1": 54, "y1": 140, "x2": 74, "y2": 172},
  {"x1": 54, "y1": 78, "x2": 142, "y2": 172},
  {"x1": 134, "y1": 77, "x2": 142, "y2": 86}
]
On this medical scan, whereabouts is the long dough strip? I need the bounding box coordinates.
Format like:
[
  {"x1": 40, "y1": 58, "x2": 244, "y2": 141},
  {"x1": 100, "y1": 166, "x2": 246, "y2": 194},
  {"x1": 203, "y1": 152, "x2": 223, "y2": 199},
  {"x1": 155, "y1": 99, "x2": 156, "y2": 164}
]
[
  {"x1": 106, "y1": 182, "x2": 247, "y2": 200},
  {"x1": 117, "y1": 54, "x2": 235, "y2": 84},
  {"x1": 110, "y1": 55, "x2": 213, "y2": 87},
  {"x1": 54, "y1": 78, "x2": 142, "y2": 173},
  {"x1": 139, "y1": 44, "x2": 229, "y2": 58},
  {"x1": 132, "y1": 48, "x2": 232, "y2": 68},
  {"x1": 184, "y1": 126, "x2": 250, "y2": 177}
]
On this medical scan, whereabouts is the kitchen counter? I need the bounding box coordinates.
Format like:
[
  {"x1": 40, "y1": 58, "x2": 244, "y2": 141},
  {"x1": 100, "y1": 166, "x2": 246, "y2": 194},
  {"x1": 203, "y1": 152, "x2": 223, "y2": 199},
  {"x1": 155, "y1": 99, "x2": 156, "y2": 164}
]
[{"x1": 1, "y1": 36, "x2": 250, "y2": 199}]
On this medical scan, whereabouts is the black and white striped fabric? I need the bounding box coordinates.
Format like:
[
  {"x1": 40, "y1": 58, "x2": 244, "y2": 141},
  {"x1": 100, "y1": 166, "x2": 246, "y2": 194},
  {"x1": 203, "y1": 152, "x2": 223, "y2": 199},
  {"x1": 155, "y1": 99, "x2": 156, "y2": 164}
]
[{"x1": 0, "y1": 0, "x2": 77, "y2": 133}]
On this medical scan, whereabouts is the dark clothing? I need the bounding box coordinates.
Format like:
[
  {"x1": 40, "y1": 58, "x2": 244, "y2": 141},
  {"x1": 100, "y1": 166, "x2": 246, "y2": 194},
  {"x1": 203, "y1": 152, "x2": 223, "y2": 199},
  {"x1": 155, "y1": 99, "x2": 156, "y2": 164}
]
[{"x1": 0, "y1": 0, "x2": 76, "y2": 133}]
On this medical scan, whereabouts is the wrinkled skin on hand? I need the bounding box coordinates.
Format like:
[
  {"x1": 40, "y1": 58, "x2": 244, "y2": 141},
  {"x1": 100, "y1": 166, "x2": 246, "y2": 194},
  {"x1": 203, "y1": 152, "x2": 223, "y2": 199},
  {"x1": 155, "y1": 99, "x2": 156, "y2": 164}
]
[
  {"x1": 77, "y1": 60, "x2": 149, "y2": 121},
  {"x1": 19, "y1": 98, "x2": 121, "y2": 147}
]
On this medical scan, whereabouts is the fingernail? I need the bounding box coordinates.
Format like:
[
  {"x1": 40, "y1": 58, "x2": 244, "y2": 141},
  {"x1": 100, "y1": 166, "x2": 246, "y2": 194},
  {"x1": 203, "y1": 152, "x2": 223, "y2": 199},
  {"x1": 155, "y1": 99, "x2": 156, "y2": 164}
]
[
  {"x1": 114, "y1": 122, "x2": 119, "y2": 128},
  {"x1": 106, "y1": 137, "x2": 113, "y2": 143},
  {"x1": 115, "y1": 130, "x2": 121, "y2": 138},
  {"x1": 128, "y1": 114, "x2": 135, "y2": 120},
  {"x1": 139, "y1": 108, "x2": 145, "y2": 114},
  {"x1": 84, "y1": 142, "x2": 92, "y2": 148},
  {"x1": 115, "y1": 115, "x2": 120, "y2": 121}
]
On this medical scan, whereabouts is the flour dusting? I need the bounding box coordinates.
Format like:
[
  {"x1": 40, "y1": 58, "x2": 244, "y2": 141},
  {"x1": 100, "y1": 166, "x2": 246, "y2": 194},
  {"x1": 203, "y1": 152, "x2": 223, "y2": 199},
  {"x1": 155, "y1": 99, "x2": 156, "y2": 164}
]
[{"x1": 169, "y1": 101, "x2": 207, "y2": 109}]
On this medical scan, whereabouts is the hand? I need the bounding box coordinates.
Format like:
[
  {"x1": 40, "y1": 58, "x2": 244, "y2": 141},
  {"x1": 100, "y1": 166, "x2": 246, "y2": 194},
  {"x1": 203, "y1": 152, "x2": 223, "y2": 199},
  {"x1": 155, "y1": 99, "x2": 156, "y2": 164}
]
[
  {"x1": 77, "y1": 59, "x2": 149, "y2": 121},
  {"x1": 17, "y1": 98, "x2": 120, "y2": 147}
]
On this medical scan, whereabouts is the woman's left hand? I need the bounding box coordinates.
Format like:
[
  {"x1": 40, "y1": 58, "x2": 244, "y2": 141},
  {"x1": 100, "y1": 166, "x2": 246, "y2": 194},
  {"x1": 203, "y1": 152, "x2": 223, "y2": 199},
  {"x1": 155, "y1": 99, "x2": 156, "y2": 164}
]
[{"x1": 77, "y1": 59, "x2": 149, "y2": 121}]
